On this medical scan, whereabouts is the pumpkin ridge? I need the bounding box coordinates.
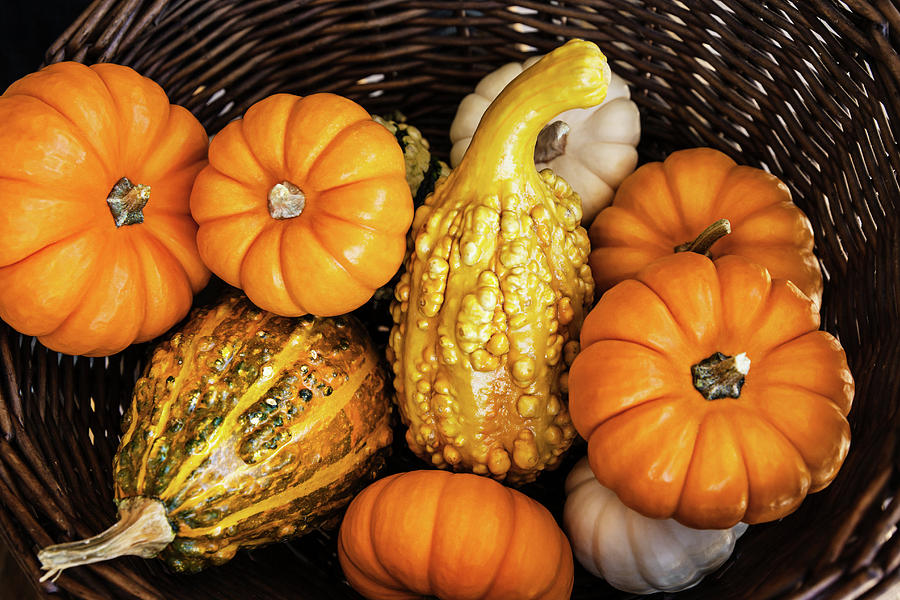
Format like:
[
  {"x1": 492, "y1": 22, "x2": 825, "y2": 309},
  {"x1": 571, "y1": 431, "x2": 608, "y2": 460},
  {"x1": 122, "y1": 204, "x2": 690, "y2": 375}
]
[
  {"x1": 742, "y1": 394, "x2": 837, "y2": 470},
  {"x1": 304, "y1": 220, "x2": 372, "y2": 288},
  {"x1": 93, "y1": 66, "x2": 174, "y2": 178},
  {"x1": 479, "y1": 485, "x2": 520, "y2": 599},
  {"x1": 358, "y1": 475, "x2": 410, "y2": 594},
  {"x1": 309, "y1": 200, "x2": 381, "y2": 233},
  {"x1": 422, "y1": 473, "x2": 454, "y2": 597},
  {"x1": 673, "y1": 411, "x2": 718, "y2": 524},
  {"x1": 13, "y1": 93, "x2": 116, "y2": 182},
  {"x1": 140, "y1": 226, "x2": 209, "y2": 294},
  {"x1": 237, "y1": 220, "x2": 278, "y2": 293},
  {"x1": 30, "y1": 230, "x2": 111, "y2": 342},
  {"x1": 0, "y1": 224, "x2": 100, "y2": 270},
  {"x1": 275, "y1": 223, "x2": 307, "y2": 311},
  {"x1": 732, "y1": 407, "x2": 809, "y2": 522},
  {"x1": 305, "y1": 119, "x2": 405, "y2": 191},
  {"x1": 585, "y1": 278, "x2": 694, "y2": 353},
  {"x1": 122, "y1": 235, "x2": 150, "y2": 341},
  {"x1": 235, "y1": 119, "x2": 276, "y2": 185}
]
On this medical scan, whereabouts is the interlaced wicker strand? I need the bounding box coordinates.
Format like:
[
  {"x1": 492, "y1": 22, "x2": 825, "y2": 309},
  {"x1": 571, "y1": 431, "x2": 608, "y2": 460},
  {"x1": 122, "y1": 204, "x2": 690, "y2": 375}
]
[{"x1": 0, "y1": 1, "x2": 897, "y2": 598}]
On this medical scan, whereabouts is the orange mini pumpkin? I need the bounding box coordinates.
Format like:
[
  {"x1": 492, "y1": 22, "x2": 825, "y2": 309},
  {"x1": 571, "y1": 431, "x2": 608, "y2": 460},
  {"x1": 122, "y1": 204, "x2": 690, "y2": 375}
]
[
  {"x1": 0, "y1": 62, "x2": 210, "y2": 356},
  {"x1": 338, "y1": 470, "x2": 574, "y2": 600},
  {"x1": 569, "y1": 252, "x2": 853, "y2": 529},
  {"x1": 189, "y1": 93, "x2": 413, "y2": 317},
  {"x1": 588, "y1": 148, "x2": 824, "y2": 306}
]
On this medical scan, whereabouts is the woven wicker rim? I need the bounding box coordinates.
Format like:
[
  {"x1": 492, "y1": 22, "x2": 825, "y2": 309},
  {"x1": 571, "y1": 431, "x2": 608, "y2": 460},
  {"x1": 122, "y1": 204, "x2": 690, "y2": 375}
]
[{"x1": 0, "y1": 1, "x2": 898, "y2": 599}]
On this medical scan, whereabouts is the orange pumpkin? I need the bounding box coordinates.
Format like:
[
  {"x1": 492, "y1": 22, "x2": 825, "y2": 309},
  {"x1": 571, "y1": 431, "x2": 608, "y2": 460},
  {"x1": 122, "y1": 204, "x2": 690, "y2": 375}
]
[
  {"x1": 569, "y1": 252, "x2": 853, "y2": 529},
  {"x1": 189, "y1": 93, "x2": 413, "y2": 317},
  {"x1": 588, "y1": 148, "x2": 824, "y2": 306},
  {"x1": 0, "y1": 62, "x2": 210, "y2": 357},
  {"x1": 338, "y1": 470, "x2": 574, "y2": 600}
]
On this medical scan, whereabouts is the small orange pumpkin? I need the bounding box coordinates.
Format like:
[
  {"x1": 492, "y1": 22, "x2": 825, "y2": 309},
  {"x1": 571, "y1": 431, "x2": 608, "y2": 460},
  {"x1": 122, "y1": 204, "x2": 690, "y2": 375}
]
[
  {"x1": 588, "y1": 148, "x2": 823, "y2": 306},
  {"x1": 189, "y1": 93, "x2": 413, "y2": 317},
  {"x1": 338, "y1": 470, "x2": 574, "y2": 600},
  {"x1": 569, "y1": 252, "x2": 853, "y2": 529},
  {"x1": 0, "y1": 62, "x2": 210, "y2": 356}
]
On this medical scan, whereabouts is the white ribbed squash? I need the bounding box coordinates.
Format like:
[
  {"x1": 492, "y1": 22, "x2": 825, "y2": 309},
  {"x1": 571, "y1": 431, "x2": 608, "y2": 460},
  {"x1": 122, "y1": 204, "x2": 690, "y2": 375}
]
[
  {"x1": 449, "y1": 56, "x2": 640, "y2": 225},
  {"x1": 563, "y1": 458, "x2": 748, "y2": 594}
]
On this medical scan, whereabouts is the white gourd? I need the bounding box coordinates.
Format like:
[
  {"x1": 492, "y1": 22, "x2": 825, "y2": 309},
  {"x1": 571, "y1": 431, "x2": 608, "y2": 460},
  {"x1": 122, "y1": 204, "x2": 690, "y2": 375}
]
[
  {"x1": 449, "y1": 56, "x2": 641, "y2": 225},
  {"x1": 563, "y1": 458, "x2": 748, "y2": 595}
]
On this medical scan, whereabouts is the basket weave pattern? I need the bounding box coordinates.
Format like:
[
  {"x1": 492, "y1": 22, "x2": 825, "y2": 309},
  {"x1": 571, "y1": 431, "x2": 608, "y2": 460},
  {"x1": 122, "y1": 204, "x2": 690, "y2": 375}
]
[{"x1": 0, "y1": 1, "x2": 898, "y2": 598}]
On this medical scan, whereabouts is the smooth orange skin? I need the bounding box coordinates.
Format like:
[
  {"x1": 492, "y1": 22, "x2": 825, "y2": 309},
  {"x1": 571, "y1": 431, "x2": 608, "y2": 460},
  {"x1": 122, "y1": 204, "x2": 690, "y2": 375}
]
[
  {"x1": 189, "y1": 93, "x2": 413, "y2": 317},
  {"x1": 337, "y1": 470, "x2": 574, "y2": 600},
  {"x1": 0, "y1": 62, "x2": 210, "y2": 356},
  {"x1": 588, "y1": 147, "x2": 824, "y2": 307},
  {"x1": 569, "y1": 253, "x2": 853, "y2": 529}
]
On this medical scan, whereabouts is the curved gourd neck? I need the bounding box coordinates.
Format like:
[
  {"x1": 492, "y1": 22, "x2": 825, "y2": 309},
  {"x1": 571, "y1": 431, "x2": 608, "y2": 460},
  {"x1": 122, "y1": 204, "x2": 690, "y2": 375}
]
[{"x1": 458, "y1": 39, "x2": 611, "y2": 188}]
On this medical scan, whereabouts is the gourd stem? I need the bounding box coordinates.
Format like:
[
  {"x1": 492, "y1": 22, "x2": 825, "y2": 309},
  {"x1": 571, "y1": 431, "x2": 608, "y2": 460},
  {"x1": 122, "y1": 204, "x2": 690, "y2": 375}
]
[
  {"x1": 691, "y1": 352, "x2": 750, "y2": 400},
  {"x1": 38, "y1": 497, "x2": 174, "y2": 582},
  {"x1": 268, "y1": 181, "x2": 306, "y2": 219},
  {"x1": 107, "y1": 177, "x2": 151, "y2": 228},
  {"x1": 460, "y1": 39, "x2": 610, "y2": 183},
  {"x1": 675, "y1": 219, "x2": 731, "y2": 255}
]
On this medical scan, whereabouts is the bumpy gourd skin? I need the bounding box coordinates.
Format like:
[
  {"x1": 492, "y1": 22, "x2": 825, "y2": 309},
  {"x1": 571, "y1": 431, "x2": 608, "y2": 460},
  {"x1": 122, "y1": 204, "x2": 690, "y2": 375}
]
[
  {"x1": 114, "y1": 293, "x2": 392, "y2": 571},
  {"x1": 388, "y1": 40, "x2": 609, "y2": 483}
]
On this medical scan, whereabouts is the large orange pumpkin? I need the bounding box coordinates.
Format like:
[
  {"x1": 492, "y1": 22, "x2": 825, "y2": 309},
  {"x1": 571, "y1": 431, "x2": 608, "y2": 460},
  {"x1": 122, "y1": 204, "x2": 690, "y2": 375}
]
[
  {"x1": 569, "y1": 252, "x2": 853, "y2": 529},
  {"x1": 189, "y1": 93, "x2": 413, "y2": 317},
  {"x1": 0, "y1": 62, "x2": 210, "y2": 357},
  {"x1": 588, "y1": 148, "x2": 824, "y2": 306},
  {"x1": 338, "y1": 470, "x2": 574, "y2": 600}
]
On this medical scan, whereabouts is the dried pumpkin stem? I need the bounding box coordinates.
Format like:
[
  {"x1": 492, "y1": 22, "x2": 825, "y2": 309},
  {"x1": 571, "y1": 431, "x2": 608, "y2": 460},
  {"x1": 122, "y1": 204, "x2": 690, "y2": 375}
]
[
  {"x1": 37, "y1": 497, "x2": 174, "y2": 582},
  {"x1": 691, "y1": 352, "x2": 750, "y2": 400},
  {"x1": 534, "y1": 120, "x2": 570, "y2": 163},
  {"x1": 106, "y1": 177, "x2": 151, "y2": 227},
  {"x1": 675, "y1": 218, "x2": 731, "y2": 255},
  {"x1": 268, "y1": 180, "x2": 306, "y2": 219}
]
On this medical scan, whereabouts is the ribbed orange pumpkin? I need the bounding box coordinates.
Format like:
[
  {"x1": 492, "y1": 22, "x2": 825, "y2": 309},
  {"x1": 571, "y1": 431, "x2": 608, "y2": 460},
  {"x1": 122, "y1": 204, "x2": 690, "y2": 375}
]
[
  {"x1": 588, "y1": 148, "x2": 824, "y2": 307},
  {"x1": 569, "y1": 252, "x2": 853, "y2": 529},
  {"x1": 338, "y1": 470, "x2": 574, "y2": 600},
  {"x1": 189, "y1": 93, "x2": 413, "y2": 317},
  {"x1": 0, "y1": 62, "x2": 210, "y2": 357}
]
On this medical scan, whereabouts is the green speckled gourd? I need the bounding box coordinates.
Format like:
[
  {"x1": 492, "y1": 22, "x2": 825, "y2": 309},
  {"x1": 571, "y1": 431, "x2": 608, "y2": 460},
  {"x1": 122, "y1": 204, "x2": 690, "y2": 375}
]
[
  {"x1": 355, "y1": 113, "x2": 450, "y2": 349},
  {"x1": 387, "y1": 40, "x2": 608, "y2": 484},
  {"x1": 38, "y1": 293, "x2": 392, "y2": 576}
]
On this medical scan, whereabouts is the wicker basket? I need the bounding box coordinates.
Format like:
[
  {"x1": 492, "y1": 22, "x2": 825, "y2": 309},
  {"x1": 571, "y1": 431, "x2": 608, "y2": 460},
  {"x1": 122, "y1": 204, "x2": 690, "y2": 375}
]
[{"x1": 1, "y1": 0, "x2": 898, "y2": 598}]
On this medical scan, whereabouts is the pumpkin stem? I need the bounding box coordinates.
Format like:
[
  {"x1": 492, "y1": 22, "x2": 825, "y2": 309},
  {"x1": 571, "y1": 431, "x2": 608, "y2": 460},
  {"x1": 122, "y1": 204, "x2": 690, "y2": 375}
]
[
  {"x1": 691, "y1": 352, "x2": 750, "y2": 400},
  {"x1": 37, "y1": 497, "x2": 174, "y2": 582},
  {"x1": 534, "y1": 120, "x2": 570, "y2": 163},
  {"x1": 268, "y1": 181, "x2": 306, "y2": 219},
  {"x1": 106, "y1": 177, "x2": 151, "y2": 228},
  {"x1": 674, "y1": 218, "x2": 731, "y2": 255}
]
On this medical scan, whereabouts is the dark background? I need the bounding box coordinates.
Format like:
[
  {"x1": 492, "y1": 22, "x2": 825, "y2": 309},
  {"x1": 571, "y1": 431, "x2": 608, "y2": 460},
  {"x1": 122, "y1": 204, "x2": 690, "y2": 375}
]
[{"x1": 1, "y1": 1, "x2": 92, "y2": 88}]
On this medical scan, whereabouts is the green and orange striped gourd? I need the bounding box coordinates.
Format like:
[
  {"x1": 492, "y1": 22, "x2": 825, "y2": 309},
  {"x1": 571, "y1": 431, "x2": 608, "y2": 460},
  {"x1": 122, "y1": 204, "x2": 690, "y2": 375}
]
[{"x1": 38, "y1": 292, "x2": 393, "y2": 575}]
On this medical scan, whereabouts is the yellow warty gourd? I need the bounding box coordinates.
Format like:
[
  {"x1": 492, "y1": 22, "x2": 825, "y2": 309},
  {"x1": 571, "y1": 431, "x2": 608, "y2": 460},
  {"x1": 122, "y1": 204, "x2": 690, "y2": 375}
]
[{"x1": 388, "y1": 40, "x2": 609, "y2": 483}]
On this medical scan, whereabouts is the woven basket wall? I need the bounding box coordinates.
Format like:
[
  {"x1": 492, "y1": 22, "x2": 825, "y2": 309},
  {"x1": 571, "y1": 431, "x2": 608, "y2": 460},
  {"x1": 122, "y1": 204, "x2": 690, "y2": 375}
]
[{"x1": 0, "y1": 1, "x2": 898, "y2": 598}]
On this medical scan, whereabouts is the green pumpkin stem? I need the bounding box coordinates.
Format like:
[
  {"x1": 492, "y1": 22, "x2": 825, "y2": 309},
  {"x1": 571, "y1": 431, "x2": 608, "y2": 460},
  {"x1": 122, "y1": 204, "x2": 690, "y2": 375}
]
[
  {"x1": 38, "y1": 497, "x2": 174, "y2": 582},
  {"x1": 675, "y1": 218, "x2": 731, "y2": 255},
  {"x1": 691, "y1": 352, "x2": 750, "y2": 400},
  {"x1": 107, "y1": 177, "x2": 151, "y2": 228}
]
